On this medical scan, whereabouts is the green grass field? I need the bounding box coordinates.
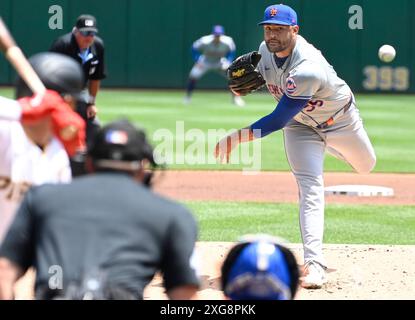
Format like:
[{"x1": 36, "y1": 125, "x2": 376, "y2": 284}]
[
  {"x1": 187, "y1": 201, "x2": 415, "y2": 244},
  {"x1": 2, "y1": 87, "x2": 414, "y2": 172},
  {"x1": 2, "y1": 87, "x2": 414, "y2": 244},
  {"x1": 100, "y1": 89, "x2": 414, "y2": 172}
]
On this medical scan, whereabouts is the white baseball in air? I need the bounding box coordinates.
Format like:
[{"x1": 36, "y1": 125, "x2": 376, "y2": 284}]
[{"x1": 378, "y1": 45, "x2": 396, "y2": 63}]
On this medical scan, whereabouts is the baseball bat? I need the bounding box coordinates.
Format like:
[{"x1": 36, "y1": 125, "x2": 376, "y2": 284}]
[{"x1": 0, "y1": 17, "x2": 46, "y2": 95}]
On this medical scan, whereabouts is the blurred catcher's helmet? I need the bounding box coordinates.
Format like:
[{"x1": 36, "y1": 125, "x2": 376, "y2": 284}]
[
  {"x1": 15, "y1": 52, "x2": 84, "y2": 99},
  {"x1": 221, "y1": 234, "x2": 300, "y2": 300}
]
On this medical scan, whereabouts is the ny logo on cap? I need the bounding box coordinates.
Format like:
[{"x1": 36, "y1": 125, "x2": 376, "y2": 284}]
[
  {"x1": 85, "y1": 19, "x2": 94, "y2": 26},
  {"x1": 270, "y1": 8, "x2": 278, "y2": 17}
]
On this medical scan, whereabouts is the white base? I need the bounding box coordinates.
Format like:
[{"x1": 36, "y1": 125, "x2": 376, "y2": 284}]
[{"x1": 324, "y1": 185, "x2": 394, "y2": 197}]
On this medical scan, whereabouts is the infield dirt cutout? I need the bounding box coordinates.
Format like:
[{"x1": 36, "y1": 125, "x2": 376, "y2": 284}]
[{"x1": 14, "y1": 171, "x2": 415, "y2": 300}]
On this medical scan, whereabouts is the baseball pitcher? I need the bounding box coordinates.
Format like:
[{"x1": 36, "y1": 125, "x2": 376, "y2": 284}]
[{"x1": 215, "y1": 4, "x2": 376, "y2": 289}]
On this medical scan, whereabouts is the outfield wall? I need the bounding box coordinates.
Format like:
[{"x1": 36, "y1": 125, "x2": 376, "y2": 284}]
[{"x1": 0, "y1": 0, "x2": 413, "y2": 93}]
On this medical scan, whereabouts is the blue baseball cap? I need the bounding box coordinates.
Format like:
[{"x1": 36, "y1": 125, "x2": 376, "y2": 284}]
[
  {"x1": 212, "y1": 25, "x2": 225, "y2": 35},
  {"x1": 258, "y1": 4, "x2": 298, "y2": 26},
  {"x1": 224, "y1": 241, "x2": 294, "y2": 300}
]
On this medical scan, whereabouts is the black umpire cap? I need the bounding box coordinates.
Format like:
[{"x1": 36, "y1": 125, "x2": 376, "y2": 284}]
[
  {"x1": 88, "y1": 119, "x2": 156, "y2": 172},
  {"x1": 75, "y1": 14, "x2": 98, "y2": 33}
]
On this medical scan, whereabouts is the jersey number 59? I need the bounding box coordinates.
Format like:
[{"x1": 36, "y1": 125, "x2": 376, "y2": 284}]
[{"x1": 304, "y1": 100, "x2": 324, "y2": 112}]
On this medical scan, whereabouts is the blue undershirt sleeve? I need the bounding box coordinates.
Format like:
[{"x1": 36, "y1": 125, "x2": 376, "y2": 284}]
[
  {"x1": 191, "y1": 46, "x2": 201, "y2": 62},
  {"x1": 226, "y1": 49, "x2": 236, "y2": 62},
  {"x1": 250, "y1": 94, "x2": 309, "y2": 138}
]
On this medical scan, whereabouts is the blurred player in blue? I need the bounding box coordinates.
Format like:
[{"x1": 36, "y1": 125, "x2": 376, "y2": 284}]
[{"x1": 184, "y1": 25, "x2": 245, "y2": 106}]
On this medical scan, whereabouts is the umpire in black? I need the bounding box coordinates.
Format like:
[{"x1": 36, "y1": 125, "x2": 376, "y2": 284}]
[
  {"x1": 0, "y1": 120, "x2": 200, "y2": 300},
  {"x1": 50, "y1": 14, "x2": 105, "y2": 150}
]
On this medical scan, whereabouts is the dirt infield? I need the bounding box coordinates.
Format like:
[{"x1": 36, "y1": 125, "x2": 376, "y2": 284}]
[
  {"x1": 143, "y1": 243, "x2": 415, "y2": 300},
  {"x1": 153, "y1": 170, "x2": 415, "y2": 205},
  {"x1": 14, "y1": 171, "x2": 415, "y2": 300}
]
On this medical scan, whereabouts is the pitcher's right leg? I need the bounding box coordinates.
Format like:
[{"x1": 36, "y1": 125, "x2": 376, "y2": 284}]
[{"x1": 283, "y1": 121, "x2": 327, "y2": 268}]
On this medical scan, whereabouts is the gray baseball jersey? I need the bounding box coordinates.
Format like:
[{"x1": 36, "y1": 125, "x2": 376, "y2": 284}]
[
  {"x1": 257, "y1": 35, "x2": 352, "y2": 127},
  {"x1": 254, "y1": 35, "x2": 376, "y2": 267},
  {"x1": 193, "y1": 35, "x2": 235, "y2": 65}
]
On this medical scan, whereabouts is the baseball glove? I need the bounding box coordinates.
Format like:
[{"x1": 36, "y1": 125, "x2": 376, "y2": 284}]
[{"x1": 227, "y1": 51, "x2": 266, "y2": 96}]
